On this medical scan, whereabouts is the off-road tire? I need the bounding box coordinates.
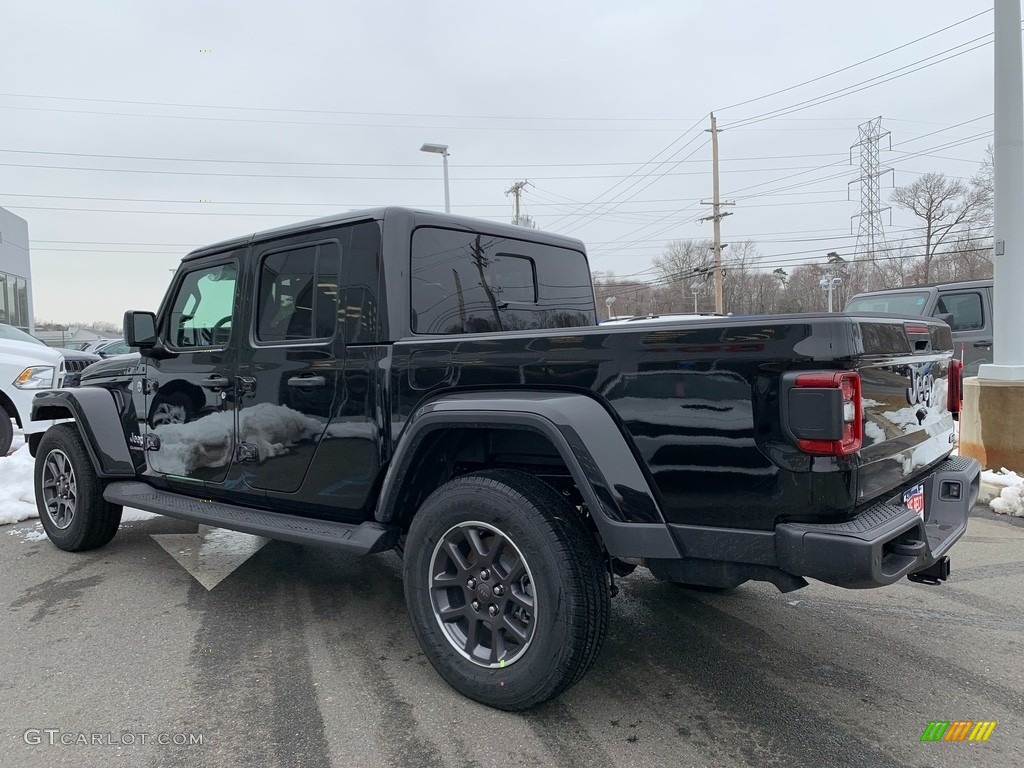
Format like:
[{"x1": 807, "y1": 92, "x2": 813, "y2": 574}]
[
  {"x1": 403, "y1": 469, "x2": 610, "y2": 711},
  {"x1": 34, "y1": 424, "x2": 123, "y2": 551}
]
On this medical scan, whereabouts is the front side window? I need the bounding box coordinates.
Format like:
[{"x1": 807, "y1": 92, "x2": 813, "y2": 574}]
[
  {"x1": 256, "y1": 242, "x2": 341, "y2": 343},
  {"x1": 411, "y1": 228, "x2": 594, "y2": 334},
  {"x1": 935, "y1": 291, "x2": 984, "y2": 331},
  {"x1": 167, "y1": 262, "x2": 237, "y2": 348}
]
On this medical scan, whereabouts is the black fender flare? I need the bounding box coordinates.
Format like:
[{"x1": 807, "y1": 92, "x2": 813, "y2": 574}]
[
  {"x1": 31, "y1": 389, "x2": 136, "y2": 478},
  {"x1": 376, "y1": 391, "x2": 681, "y2": 559}
]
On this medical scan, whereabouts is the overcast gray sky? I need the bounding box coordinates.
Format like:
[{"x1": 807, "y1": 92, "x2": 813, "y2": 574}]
[{"x1": 0, "y1": 0, "x2": 1001, "y2": 324}]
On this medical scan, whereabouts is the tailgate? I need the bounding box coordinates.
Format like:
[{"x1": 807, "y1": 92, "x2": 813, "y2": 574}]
[{"x1": 854, "y1": 317, "x2": 958, "y2": 503}]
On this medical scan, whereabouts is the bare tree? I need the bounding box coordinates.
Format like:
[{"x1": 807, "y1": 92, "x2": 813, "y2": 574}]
[
  {"x1": 653, "y1": 239, "x2": 714, "y2": 298},
  {"x1": 890, "y1": 172, "x2": 986, "y2": 283}
]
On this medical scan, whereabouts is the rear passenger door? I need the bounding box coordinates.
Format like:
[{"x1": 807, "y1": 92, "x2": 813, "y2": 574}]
[
  {"x1": 933, "y1": 289, "x2": 991, "y2": 375},
  {"x1": 233, "y1": 234, "x2": 344, "y2": 496}
]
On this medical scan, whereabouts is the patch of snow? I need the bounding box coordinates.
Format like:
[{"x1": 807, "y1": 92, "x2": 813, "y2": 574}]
[
  {"x1": 6, "y1": 522, "x2": 49, "y2": 542},
  {"x1": 0, "y1": 444, "x2": 38, "y2": 526},
  {"x1": 991, "y1": 485, "x2": 1024, "y2": 517},
  {"x1": 983, "y1": 468, "x2": 1024, "y2": 517},
  {"x1": 121, "y1": 507, "x2": 158, "y2": 522},
  {"x1": 981, "y1": 468, "x2": 1023, "y2": 487}
]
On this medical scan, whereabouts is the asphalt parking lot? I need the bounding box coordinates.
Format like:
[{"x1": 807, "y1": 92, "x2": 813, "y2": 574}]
[{"x1": 1, "y1": 507, "x2": 1022, "y2": 768}]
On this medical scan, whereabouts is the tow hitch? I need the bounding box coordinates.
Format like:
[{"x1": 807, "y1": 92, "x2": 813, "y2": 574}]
[{"x1": 907, "y1": 556, "x2": 950, "y2": 585}]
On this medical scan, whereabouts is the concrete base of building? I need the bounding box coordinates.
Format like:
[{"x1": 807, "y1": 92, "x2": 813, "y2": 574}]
[{"x1": 959, "y1": 376, "x2": 1024, "y2": 473}]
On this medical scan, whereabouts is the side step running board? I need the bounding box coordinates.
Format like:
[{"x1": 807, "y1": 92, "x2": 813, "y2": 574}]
[{"x1": 103, "y1": 481, "x2": 399, "y2": 555}]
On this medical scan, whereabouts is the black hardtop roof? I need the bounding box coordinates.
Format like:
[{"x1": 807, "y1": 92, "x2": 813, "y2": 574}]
[
  {"x1": 851, "y1": 278, "x2": 992, "y2": 297},
  {"x1": 182, "y1": 207, "x2": 587, "y2": 261}
]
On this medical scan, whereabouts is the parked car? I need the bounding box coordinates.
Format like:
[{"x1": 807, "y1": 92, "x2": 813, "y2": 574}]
[
  {"x1": 846, "y1": 279, "x2": 993, "y2": 376},
  {"x1": 0, "y1": 324, "x2": 99, "y2": 387},
  {"x1": 0, "y1": 324, "x2": 66, "y2": 455},
  {"x1": 81, "y1": 338, "x2": 133, "y2": 358},
  {"x1": 31, "y1": 207, "x2": 979, "y2": 710}
]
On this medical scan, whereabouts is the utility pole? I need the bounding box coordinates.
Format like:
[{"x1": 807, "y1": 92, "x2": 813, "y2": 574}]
[
  {"x1": 700, "y1": 113, "x2": 733, "y2": 314},
  {"x1": 505, "y1": 180, "x2": 536, "y2": 228}
]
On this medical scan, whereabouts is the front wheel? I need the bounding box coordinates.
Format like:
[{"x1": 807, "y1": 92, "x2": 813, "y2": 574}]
[
  {"x1": 34, "y1": 424, "x2": 123, "y2": 551},
  {"x1": 403, "y1": 469, "x2": 609, "y2": 710}
]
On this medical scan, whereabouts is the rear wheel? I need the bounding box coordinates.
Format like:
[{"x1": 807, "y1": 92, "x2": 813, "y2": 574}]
[
  {"x1": 403, "y1": 469, "x2": 609, "y2": 710},
  {"x1": 0, "y1": 405, "x2": 13, "y2": 456},
  {"x1": 35, "y1": 424, "x2": 122, "y2": 551}
]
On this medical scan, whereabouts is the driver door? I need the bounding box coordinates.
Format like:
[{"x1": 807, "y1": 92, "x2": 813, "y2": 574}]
[{"x1": 142, "y1": 252, "x2": 243, "y2": 487}]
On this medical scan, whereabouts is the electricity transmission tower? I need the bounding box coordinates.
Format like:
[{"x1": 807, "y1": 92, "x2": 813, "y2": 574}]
[{"x1": 848, "y1": 117, "x2": 892, "y2": 280}]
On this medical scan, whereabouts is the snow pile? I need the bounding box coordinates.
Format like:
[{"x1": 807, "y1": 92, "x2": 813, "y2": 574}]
[
  {"x1": 0, "y1": 444, "x2": 158, "y2": 528},
  {"x1": 983, "y1": 468, "x2": 1024, "y2": 517},
  {"x1": 0, "y1": 444, "x2": 39, "y2": 525}
]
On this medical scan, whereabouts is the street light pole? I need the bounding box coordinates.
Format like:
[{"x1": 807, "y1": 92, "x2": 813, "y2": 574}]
[
  {"x1": 420, "y1": 143, "x2": 450, "y2": 213},
  {"x1": 819, "y1": 276, "x2": 841, "y2": 312}
]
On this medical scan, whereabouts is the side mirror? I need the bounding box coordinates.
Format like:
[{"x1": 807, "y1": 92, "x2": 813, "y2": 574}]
[
  {"x1": 936, "y1": 312, "x2": 955, "y2": 327},
  {"x1": 124, "y1": 311, "x2": 157, "y2": 348}
]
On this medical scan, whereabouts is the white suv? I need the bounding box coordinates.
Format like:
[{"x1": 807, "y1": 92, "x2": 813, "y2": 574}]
[{"x1": 1, "y1": 325, "x2": 65, "y2": 455}]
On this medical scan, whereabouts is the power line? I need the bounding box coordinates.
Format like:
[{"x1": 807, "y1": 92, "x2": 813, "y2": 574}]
[
  {"x1": 542, "y1": 114, "x2": 710, "y2": 231},
  {"x1": 721, "y1": 33, "x2": 996, "y2": 131},
  {"x1": 715, "y1": 9, "x2": 992, "y2": 113}
]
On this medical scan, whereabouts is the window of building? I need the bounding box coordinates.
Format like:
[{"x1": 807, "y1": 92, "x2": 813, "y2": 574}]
[
  {"x1": 0, "y1": 271, "x2": 27, "y2": 329},
  {"x1": 410, "y1": 228, "x2": 594, "y2": 334}
]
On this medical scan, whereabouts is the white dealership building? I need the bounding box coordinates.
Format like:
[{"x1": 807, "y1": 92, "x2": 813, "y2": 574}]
[{"x1": 0, "y1": 207, "x2": 33, "y2": 333}]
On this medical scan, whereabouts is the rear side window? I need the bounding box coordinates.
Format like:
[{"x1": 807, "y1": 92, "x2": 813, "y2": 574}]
[
  {"x1": 935, "y1": 291, "x2": 984, "y2": 331},
  {"x1": 410, "y1": 227, "x2": 594, "y2": 334},
  {"x1": 257, "y1": 242, "x2": 341, "y2": 342}
]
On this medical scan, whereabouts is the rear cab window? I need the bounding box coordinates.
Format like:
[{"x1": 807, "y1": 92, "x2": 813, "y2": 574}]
[
  {"x1": 845, "y1": 291, "x2": 929, "y2": 315},
  {"x1": 410, "y1": 227, "x2": 595, "y2": 334}
]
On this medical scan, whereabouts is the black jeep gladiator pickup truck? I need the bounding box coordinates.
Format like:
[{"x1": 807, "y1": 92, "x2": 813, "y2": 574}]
[{"x1": 30, "y1": 207, "x2": 980, "y2": 710}]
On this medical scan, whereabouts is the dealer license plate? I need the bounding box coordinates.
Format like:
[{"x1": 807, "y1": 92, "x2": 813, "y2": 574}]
[{"x1": 903, "y1": 484, "x2": 926, "y2": 520}]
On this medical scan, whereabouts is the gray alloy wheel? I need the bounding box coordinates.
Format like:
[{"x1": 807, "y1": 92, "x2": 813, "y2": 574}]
[
  {"x1": 403, "y1": 469, "x2": 610, "y2": 710},
  {"x1": 428, "y1": 520, "x2": 538, "y2": 668},
  {"x1": 40, "y1": 448, "x2": 78, "y2": 530}
]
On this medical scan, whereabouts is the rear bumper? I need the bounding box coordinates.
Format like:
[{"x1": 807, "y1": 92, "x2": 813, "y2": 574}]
[
  {"x1": 775, "y1": 456, "x2": 981, "y2": 588},
  {"x1": 654, "y1": 456, "x2": 981, "y2": 591}
]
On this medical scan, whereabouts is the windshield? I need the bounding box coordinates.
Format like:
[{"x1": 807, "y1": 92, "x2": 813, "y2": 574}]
[
  {"x1": 0, "y1": 323, "x2": 45, "y2": 345},
  {"x1": 846, "y1": 291, "x2": 929, "y2": 315}
]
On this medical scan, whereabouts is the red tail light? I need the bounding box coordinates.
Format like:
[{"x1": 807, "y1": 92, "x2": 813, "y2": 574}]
[
  {"x1": 793, "y1": 371, "x2": 863, "y2": 456},
  {"x1": 947, "y1": 358, "x2": 964, "y2": 419}
]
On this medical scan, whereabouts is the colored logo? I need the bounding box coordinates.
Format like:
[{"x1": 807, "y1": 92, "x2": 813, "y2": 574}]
[{"x1": 920, "y1": 721, "x2": 997, "y2": 742}]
